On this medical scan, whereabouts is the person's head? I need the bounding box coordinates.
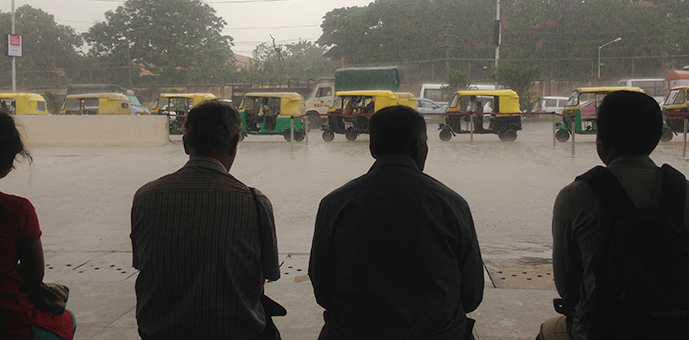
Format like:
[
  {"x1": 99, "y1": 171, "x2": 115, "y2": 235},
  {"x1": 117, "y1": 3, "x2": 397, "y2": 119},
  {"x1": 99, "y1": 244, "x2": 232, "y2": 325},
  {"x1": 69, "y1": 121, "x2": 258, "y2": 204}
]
[
  {"x1": 0, "y1": 112, "x2": 31, "y2": 178},
  {"x1": 369, "y1": 105, "x2": 428, "y2": 170},
  {"x1": 596, "y1": 90, "x2": 662, "y2": 164},
  {"x1": 470, "y1": 95, "x2": 477, "y2": 101},
  {"x1": 183, "y1": 100, "x2": 242, "y2": 170}
]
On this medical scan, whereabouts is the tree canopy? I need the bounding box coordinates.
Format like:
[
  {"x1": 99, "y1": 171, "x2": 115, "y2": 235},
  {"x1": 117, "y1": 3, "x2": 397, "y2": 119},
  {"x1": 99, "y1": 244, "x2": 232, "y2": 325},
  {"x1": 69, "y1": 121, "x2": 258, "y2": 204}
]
[
  {"x1": 0, "y1": 6, "x2": 83, "y2": 88},
  {"x1": 83, "y1": 0, "x2": 235, "y2": 86}
]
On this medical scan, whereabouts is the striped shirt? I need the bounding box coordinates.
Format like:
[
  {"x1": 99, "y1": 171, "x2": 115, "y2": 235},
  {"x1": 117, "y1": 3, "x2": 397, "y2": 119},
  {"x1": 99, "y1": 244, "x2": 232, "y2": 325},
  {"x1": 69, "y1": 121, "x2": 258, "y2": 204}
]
[
  {"x1": 309, "y1": 154, "x2": 484, "y2": 340},
  {"x1": 131, "y1": 157, "x2": 279, "y2": 340},
  {"x1": 552, "y1": 155, "x2": 689, "y2": 340}
]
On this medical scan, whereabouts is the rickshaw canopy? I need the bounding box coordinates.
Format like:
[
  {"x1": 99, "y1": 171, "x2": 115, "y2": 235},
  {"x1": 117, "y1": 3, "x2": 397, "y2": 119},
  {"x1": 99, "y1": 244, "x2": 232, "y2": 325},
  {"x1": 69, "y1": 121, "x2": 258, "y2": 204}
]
[
  {"x1": 243, "y1": 92, "x2": 305, "y2": 117},
  {"x1": 0, "y1": 93, "x2": 48, "y2": 115},
  {"x1": 157, "y1": 93, "x2": 217, "y2": 108},
  {"x1": 61, "y1": 93, "x2": 131, "y2": 115},
  {"x1": 662, "y1": 86, "x2": 689, "y2": 110},
  {"x1": 574, "y1": 87, "x2": 644, "y2": 94},
  {"x1": 451, "y1": 89, "x2": 520, "y2": 114},
  {"x1": 334, "y1": 90, "x2": 411, "y2": 112}
]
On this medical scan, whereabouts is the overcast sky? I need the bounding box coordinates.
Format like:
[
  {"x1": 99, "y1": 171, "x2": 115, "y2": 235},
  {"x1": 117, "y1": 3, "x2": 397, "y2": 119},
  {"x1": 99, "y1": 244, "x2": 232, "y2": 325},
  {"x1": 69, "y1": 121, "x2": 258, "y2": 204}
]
[{"x1": 1, "y1": 0, "x2": 373, "y2": 56}]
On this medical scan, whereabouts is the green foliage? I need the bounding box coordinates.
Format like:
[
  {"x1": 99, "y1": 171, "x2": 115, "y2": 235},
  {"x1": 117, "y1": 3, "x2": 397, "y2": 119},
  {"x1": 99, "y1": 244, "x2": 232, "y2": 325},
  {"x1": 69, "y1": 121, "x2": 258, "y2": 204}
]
[
  {"x1": 41, "y1": 91, "x2": 63, "y2": 114},
  {"x1": 443, "y1": 68, "x2": 470, "y2": 99},
  {"x1": 0, "y1": 5, "x2": 83, "y2": 87},
  {"x1": 83, "y1": 0, "x2": 235, "y2": 86},
  {"x1": 241, "y1": 40, "x2": 336, "y2": 83},
  {"x1": 494, "y1": 60, "x2": 538, "y2": 109}
]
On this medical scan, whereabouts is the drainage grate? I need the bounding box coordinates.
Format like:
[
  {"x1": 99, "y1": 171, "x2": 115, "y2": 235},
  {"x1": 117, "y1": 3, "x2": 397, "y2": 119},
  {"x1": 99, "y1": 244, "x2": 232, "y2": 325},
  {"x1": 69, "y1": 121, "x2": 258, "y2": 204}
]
[
  {"x1": 43, "y1": 251, "x2": 137, "y2": 282},
  {"x1": 278, "y1": 253, "x2": 310, "y2": 283},
  {"x1": 487, "y1": 265, "x2": 555, "y2": 290}
]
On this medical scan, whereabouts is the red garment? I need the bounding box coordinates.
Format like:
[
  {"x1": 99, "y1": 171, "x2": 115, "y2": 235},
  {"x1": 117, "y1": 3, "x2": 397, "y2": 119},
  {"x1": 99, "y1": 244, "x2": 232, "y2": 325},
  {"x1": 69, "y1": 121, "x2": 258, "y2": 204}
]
[
  {"x1": 32, "y1": 309, "x2": 74, "y2": 340},
  {"x1": 0, "y1": 193, "x2": 42, "y2": 339}
]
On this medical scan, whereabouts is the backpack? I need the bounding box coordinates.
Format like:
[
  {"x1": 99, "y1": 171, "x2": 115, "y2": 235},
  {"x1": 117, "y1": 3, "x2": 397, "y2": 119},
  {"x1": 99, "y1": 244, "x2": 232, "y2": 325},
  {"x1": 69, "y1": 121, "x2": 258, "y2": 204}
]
[{"x1": 576, "y1": 164, "x2": 689, "y2": 340}]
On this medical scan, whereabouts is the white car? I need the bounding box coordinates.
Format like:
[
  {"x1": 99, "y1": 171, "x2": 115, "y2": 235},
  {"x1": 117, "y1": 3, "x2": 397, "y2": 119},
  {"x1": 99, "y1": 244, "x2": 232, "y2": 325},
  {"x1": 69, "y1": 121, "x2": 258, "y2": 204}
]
[{"x1": 416, "y1": 98, "x2": 448, "y2": 120}]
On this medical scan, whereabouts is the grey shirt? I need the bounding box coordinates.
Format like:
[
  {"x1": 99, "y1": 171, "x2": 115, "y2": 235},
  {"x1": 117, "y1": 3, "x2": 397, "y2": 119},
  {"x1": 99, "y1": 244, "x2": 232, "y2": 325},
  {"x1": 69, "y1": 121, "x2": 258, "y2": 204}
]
[
  {"x1": 131, "y1": 157, "x2": 279, "y2": 340},
  {"x1": 552, "y1": 155, "x2": 689, "y2": 340}
]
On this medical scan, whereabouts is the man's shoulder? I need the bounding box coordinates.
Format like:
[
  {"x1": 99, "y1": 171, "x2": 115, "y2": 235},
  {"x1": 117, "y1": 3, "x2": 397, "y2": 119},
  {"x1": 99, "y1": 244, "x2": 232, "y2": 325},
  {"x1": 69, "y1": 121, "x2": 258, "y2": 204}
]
[{"x1": 322, "y1": 169, "x2": 467, "y2": 206}]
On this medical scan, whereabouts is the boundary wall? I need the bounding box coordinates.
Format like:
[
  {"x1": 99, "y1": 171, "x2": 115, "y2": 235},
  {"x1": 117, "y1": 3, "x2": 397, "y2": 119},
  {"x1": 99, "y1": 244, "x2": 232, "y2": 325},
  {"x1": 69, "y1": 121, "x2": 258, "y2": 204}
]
[{"x1": 14, "y1": 115, "x2": 169, "y2": 146}]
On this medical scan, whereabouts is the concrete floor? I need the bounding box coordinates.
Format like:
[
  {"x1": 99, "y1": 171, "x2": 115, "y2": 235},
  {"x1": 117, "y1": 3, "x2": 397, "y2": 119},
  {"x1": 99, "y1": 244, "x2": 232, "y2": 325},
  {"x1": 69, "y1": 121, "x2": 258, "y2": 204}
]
[{"x1": 5, "y1": 120, "x2": 689, "y2": 339}]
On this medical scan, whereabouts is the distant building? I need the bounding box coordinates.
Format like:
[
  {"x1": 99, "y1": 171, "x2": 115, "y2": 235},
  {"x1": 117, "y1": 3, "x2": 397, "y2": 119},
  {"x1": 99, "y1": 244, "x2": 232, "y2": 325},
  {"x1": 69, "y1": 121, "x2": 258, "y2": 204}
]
[{"x1": 233, "y1": 54, "x2": 254, "y2": 70}]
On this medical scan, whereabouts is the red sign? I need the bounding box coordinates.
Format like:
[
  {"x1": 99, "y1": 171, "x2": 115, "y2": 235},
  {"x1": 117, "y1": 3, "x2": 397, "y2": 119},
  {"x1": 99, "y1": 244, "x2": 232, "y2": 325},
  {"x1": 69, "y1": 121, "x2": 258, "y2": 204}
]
[{"x1": 7, "y1": 34, "x2": 22, "y2": 57}]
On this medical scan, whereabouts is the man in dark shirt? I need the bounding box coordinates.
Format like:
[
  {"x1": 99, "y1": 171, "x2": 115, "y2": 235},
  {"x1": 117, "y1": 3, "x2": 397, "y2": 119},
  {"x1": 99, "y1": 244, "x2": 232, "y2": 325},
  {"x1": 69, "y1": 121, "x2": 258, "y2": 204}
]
[
  {"x1": 309, "y1": 105, "x2": 484, "y2": 340},
  {"x1": 131, "y1": 100, "x2": 280, "y2": 340}
]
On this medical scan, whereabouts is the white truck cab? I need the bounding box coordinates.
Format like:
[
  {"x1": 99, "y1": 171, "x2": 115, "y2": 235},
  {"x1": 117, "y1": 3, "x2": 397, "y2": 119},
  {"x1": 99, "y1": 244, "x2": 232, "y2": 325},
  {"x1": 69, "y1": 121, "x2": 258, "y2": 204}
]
[{"x1": 304, "y1": 79, "x2": 335, "y2": 126}]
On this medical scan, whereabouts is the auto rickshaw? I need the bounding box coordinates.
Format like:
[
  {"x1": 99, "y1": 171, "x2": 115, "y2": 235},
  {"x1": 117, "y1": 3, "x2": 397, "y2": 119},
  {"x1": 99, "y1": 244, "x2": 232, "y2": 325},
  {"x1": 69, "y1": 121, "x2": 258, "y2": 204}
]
[
  {"x1": 438, "y1": 89, "x2": 522, "y2": 142},
  {"x1": 322, "y1": 90, "x2": 418, "y2": 142},
  {"x1": 60, "y1": 93, "x2": 130, "y2": 115},
  {"x1": 238, "y1": 92, "x2": 306, "y2": 142},
  {"x1": 661, "y1": 86, "x2": 689, "y2": 142},
  {"x1": 151, "y1": 93, "x2": 217, "y2": 133},
  {"x1": 554, "y1": 87, "x2": 645, "y2": 142},
  {"x1": 0, "y1": 93, "x2": 48, "y2": 115}
]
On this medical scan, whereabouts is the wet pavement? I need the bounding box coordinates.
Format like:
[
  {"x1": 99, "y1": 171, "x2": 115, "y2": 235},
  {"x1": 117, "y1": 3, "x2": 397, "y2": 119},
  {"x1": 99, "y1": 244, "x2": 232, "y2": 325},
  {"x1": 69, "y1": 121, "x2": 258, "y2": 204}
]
[{"x1": 5, "y1": 119, "x2": 689, "y2": 339}]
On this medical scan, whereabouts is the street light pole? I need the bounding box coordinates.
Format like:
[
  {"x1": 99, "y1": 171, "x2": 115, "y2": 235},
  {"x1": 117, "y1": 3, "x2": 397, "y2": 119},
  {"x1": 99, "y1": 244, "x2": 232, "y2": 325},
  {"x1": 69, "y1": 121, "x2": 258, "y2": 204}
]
[
  {"x1": 597, "y1": 37, "x2": 621, "y2": 79},
  {"x1": 11, "y1": 0, "x2": 16, "y2": 93}
]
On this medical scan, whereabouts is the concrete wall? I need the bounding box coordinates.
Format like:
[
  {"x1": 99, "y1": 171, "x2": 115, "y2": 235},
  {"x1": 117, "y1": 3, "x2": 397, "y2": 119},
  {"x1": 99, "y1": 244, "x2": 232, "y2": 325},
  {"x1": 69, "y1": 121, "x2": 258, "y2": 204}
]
[{"x1": 14, "y1": 115, "x2": 169, "y2": 146}]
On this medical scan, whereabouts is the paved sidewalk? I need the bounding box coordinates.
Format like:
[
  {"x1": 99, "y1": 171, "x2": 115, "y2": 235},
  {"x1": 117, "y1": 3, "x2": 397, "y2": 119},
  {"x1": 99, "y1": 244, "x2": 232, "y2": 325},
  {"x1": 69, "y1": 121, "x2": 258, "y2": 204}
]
[{"x1": 44, "y1": 252, "x2": 560, "y2": 340}]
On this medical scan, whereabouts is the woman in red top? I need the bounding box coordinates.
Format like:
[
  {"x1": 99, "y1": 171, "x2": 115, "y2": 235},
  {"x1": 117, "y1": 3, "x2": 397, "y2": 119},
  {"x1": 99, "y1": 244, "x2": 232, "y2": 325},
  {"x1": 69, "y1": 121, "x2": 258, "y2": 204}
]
[{"x1": 0, "y1": 112, "x2": 75, "y2": 339}]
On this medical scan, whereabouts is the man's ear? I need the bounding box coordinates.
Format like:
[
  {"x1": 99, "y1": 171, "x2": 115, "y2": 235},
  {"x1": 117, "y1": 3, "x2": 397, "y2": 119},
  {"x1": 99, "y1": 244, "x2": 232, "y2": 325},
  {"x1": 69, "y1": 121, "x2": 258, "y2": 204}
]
[
  {"x1": 183, "y1": 135, "x2": 190, "y2": 155},
  {"x1": 228, "y1": 135, "x2": 240, "y2": 157}
]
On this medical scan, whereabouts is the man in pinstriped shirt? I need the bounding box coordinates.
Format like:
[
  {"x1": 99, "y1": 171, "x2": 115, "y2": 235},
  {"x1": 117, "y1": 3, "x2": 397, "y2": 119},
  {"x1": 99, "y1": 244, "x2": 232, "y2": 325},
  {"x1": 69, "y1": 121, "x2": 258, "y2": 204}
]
[
  {"x1": 131, "y1": 100, "x2": 280, "y2": 340},
  {"x1": 309, "y1": 105, "x2": 484, "y2": 340}
]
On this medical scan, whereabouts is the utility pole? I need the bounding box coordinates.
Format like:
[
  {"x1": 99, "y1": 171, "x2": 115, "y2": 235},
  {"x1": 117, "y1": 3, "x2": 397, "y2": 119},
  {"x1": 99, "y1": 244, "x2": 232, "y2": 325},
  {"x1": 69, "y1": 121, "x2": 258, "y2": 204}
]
[
  {"x1": 494, "y1": 0, "x2": 501, "y2": 90},
  {"x1": 11, "y1": 0, "x2": 16, "y2": 93}
]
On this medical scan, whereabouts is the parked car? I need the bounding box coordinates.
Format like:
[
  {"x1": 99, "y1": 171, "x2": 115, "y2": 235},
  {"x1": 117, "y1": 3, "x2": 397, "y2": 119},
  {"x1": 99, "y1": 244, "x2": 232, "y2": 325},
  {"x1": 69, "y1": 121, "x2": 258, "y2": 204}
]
[{"x1": 416, "y1": 98, "x2": 448, "y2": 120}]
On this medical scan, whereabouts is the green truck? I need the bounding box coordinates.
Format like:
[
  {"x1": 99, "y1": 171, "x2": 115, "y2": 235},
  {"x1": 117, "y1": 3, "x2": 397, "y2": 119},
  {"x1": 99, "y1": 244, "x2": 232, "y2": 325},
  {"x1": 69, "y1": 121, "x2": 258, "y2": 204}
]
[{"x1": 304, "y1": 67, "x2": 400, "y2": 126}]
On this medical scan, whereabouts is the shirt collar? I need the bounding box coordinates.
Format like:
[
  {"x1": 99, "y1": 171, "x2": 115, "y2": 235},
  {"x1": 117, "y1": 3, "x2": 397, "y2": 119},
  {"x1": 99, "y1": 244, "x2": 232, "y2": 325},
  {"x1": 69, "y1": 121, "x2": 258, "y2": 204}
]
[
  {"x1": 607, "y1": 154, "x2": 657, "y2": 169},
  {"x1": 184, "y1": 156, "x2": 229, "y2": 174},
  {"x1": 368, "y1": 154, "x2": 421, "y2": 173}
]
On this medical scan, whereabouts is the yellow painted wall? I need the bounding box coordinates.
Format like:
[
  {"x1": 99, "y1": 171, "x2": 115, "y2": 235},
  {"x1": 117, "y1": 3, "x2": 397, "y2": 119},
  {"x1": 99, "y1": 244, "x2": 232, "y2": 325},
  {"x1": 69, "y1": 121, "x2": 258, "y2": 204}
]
[{"x1": 14, "y1": 115, "x2": 169, "y2": 146}]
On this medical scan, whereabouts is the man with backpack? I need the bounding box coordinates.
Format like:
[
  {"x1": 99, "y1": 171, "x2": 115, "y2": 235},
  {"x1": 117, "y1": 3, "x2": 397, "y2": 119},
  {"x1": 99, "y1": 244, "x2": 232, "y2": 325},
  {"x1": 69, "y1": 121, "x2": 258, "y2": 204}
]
[{"x1": 537, "y1": 90, "x2": 689, "y2": 340}]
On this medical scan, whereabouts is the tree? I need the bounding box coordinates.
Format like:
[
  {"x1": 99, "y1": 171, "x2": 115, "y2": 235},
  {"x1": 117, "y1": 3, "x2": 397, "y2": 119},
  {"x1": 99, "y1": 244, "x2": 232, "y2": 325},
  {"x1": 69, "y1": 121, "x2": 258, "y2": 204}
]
[
  {"x1": 494, "y1": 60, "x2": 538, "y2": 109},
  {"x1": 0, "y1": 5, "x2": 83, "y2": 88},
  {"x1": 241, "y1": 39, "x2": 335, "y2": 83},
  {"x1": 83, "y1": 0, "x2": 235, "y2": 86}
]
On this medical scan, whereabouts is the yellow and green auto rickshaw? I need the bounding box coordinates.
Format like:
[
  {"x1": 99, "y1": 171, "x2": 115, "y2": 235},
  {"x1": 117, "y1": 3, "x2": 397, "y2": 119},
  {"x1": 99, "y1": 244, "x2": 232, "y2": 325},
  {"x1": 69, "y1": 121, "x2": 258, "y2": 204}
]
[
  {"x1": 60, "y1": 93, "x2": 131, "y2": 115},
  {"x1": 151, "y1": 93, "x2": 217, "y2": 133},
  {"x1": 661, "y1": 86, "x2": 689, "y2": 142},
  {"x1": 554, "y1": 87, "x2": 645, "y2": 142},
  {"x1": 439, "y1": 89, "x2": 521, "y2": 142},
  {"x1": 323, "y1": 90, "x2": 418, "y2": 142},
  {"x1": 0, "y1": 93, "x2": 48, "y2": 115},
  {"x1": 238, "y1": 92, "x2": 306, "y2": 142}
]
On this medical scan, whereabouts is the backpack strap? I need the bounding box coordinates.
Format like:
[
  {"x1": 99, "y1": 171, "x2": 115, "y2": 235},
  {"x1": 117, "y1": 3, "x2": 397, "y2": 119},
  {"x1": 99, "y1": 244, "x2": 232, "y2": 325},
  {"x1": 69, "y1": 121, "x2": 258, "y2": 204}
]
[
  {"x1": 577, "y1": 164, "x2": 686, "y2": 221},
  {"x1": 575, "y1": 165, "x2": 636, "y2": 218},
  {"x1": 659, "y1": 164, "x2": 686, "y2": 223}
]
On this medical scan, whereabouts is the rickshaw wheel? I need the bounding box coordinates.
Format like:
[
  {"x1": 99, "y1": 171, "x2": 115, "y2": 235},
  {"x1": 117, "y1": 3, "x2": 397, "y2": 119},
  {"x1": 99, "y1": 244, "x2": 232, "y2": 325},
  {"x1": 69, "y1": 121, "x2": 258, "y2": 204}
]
[
  {"x1": 322, "y1": 130, "x2": 335, "y2": 142},
  {"x1": 661, "y1": 127, "x2": 673, "y2": 142},
  {"x1": 498, "y1": 129, "x2": 517, "y2": 142},
  {"x1": 555, "y1": 129, "x2": 570, "y2": 143},
  {"x1": 294, "y1": 131, "x2": 305, "y2": 142},
  {"x1": 283, "y1": 130, "x2": 294, "y2": 141},
  {"x1": 345, "y1": 131, "x2": 358, "y2": 141},
  {"x1": 439, "y1": 129, "x2": 452, "y2": 142},
  {"x1": 239, "y1": 133, "x2": 245, "y2": 142}
]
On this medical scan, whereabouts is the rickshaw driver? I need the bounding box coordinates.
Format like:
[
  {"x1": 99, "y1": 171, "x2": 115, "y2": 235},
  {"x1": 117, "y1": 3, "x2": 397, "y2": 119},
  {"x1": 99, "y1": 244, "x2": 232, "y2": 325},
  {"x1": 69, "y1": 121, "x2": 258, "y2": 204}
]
[
  {"x1": 0, "y1": 100, "x2": 7, "y2": 114},
  {"x1": 247, "y1": 97, "x2": 270, "y2": 131},
  {"x1": 467, "y1": 95, "x2": 483, "y2": 130},
  {"x1": 343, "y1": 96, "x2": 360, "y2": 116}
]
